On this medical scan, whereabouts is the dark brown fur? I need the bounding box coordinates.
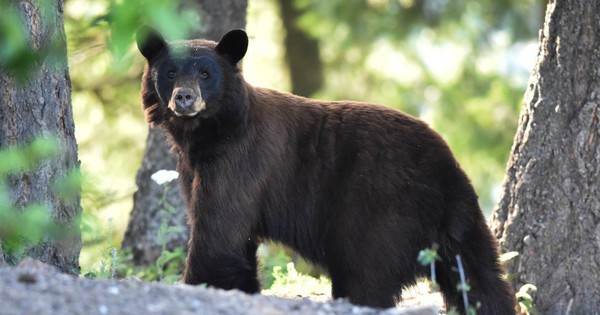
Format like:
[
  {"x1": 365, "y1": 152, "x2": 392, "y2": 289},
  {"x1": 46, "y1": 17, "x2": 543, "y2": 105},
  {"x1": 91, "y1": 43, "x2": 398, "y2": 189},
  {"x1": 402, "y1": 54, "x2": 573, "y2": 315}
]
[{"x1": 137, "y1": 28, "x2": 516, "y2": 313}]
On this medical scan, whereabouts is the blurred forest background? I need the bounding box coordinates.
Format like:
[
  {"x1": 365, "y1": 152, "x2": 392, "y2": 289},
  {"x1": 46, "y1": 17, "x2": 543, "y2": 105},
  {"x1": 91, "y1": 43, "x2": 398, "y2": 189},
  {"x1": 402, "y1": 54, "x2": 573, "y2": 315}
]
[{"x1": 3, "y1": 0, "x2": 546, "y2": 276}]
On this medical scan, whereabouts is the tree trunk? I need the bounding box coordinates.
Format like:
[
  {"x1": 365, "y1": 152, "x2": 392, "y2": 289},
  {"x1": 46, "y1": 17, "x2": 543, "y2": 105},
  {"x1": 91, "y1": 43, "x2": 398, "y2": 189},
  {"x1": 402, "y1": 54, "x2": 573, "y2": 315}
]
[
  {"x1": 0, "y1": 246, "x2": 5, "y2": 267},
  {"x1": 490, "y1": 1, "x2": 600, "y2": 313},
  {"x1": 276, "y1": 0, "x2": 323, "y2": 97},
  {"x1": 122, "y1": 0, "x2": 248, "y2": 266},
  {"x1": 0, "y1": 0, "x2": 81, "y2": 273}
]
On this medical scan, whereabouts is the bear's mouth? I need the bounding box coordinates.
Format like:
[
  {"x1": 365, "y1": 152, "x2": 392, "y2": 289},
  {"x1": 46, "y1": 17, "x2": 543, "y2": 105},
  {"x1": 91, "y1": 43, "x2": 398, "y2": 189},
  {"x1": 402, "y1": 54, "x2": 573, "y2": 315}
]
[
  {"x1": 172, "y1": 109, "x2": 200, "y2": 117},
  {"x1": 168, "y1": 99, "x2": 207, "y2": 118}
]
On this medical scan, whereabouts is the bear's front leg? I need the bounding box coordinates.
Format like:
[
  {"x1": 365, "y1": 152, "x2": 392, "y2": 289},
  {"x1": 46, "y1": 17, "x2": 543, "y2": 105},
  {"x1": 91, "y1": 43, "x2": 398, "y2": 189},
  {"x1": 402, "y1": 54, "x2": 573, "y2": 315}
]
[{"x1": 183, "y1": 225, "x2": 260, "y2": 294}]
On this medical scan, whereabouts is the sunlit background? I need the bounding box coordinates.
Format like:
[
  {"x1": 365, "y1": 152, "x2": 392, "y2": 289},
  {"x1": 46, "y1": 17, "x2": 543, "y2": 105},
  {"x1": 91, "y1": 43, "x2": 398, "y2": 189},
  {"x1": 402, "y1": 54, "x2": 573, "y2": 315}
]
[{"x1": 61, "y1": 0, "x2": 543, "y2": 270}]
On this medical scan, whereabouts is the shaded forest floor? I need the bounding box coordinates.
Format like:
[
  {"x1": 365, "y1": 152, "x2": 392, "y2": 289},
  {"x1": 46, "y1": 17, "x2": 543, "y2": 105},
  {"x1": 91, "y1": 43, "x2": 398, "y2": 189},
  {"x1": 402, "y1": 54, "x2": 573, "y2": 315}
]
[{"x1": 0, "y1": 259, "x2": 442, "y2": 315}]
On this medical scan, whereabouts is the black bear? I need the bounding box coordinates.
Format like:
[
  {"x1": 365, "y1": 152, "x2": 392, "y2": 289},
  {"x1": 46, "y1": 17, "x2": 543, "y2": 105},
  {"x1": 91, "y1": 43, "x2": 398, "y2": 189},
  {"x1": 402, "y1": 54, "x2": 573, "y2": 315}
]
[{"x1": 136, "y1": 27, "x2": 516, "y2": 314}]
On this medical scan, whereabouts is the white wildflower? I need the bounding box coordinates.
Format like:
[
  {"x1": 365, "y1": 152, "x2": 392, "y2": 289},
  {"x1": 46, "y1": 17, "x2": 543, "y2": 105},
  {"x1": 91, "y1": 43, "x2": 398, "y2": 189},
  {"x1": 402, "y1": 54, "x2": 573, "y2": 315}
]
[{"x1": 151, "y1": 170, "x2": 179, "y2": 185}]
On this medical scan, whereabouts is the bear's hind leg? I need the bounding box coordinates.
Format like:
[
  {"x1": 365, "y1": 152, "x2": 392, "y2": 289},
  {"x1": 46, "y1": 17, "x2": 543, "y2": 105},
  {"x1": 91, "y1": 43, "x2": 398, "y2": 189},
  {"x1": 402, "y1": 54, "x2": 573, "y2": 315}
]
[{"x1": 329, "y1": 265, "x2": 404, "y2": 308}]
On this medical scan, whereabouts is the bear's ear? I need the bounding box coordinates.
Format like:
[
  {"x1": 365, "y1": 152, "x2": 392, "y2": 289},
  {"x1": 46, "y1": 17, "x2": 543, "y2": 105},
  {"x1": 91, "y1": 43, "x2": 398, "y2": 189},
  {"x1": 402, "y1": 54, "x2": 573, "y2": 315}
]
[
  {"x1": 216, "y1": 29, "x2": 248, "y2": 65},
  {"x1": 136, "y1": 26, "x2": 168, "y2": 61}
]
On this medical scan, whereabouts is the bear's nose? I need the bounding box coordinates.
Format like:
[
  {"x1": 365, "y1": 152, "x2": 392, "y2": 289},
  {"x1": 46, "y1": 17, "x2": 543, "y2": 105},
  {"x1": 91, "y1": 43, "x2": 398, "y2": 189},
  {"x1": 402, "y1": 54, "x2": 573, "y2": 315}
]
[{"x1": 173, "y1": 87, "x2": 197, "y2": 109}]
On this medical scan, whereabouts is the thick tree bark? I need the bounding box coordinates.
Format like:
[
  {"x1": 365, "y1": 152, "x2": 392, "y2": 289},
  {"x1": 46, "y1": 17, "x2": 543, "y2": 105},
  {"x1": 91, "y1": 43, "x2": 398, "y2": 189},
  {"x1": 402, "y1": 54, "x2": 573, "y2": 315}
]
[
  {"x1": 0, "y1": 0, "x2": 81, "y2": 273},
  {"x1": 490, "y1": 0, "x2": 600, "y2": 313},
  {"x1": 122, "y1": 0, "x2": 247, "y2": 266},
  {"x1": 276, "y1": 0, "x2": 323, "y2": 97},
  {"x1": 122, "y1": 129, "x2": 186, "y2": 265}
]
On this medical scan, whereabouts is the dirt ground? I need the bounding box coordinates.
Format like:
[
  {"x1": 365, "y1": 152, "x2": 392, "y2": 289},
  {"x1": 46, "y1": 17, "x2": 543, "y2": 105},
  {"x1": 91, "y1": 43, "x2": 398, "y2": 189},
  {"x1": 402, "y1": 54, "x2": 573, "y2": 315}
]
[{"x1": 0, "y1": 259, "x2": 443, "y2": 315}]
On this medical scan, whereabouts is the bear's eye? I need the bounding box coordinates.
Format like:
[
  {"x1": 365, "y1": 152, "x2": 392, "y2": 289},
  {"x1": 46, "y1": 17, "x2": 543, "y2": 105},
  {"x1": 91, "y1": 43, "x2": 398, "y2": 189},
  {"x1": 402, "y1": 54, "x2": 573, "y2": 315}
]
[
  {"x1": 167, "y1": 70, "x2": 176, "y2": 80},
  {"x1": 199, "y1": 69, "x2": 210, "y2": 80}
]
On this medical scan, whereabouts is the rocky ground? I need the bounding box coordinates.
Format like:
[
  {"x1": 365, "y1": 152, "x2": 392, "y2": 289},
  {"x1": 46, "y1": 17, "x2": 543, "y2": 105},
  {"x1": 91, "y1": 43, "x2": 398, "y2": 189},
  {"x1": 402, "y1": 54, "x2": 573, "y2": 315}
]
[{"x1": 0, "y1": 259, "x2": 443, "y2": 315}]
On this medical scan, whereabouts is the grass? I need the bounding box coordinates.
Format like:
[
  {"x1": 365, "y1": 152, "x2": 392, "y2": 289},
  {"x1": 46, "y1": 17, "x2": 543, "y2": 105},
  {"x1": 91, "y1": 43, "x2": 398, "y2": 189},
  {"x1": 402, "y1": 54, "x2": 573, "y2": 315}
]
[{"x1": 264, "y1": 261, "x2": 332, "y2": 298}]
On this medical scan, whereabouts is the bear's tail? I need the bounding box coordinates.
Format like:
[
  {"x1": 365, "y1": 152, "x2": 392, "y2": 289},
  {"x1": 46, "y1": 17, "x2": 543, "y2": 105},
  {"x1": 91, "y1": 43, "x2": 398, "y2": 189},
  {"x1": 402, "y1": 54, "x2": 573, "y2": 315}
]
[
  {"x1": 433, "y1": 171, "x2": 516, "y2": 315},
  {"x1": 436, "y1": 240, "x2": 516, "y2": 314}
]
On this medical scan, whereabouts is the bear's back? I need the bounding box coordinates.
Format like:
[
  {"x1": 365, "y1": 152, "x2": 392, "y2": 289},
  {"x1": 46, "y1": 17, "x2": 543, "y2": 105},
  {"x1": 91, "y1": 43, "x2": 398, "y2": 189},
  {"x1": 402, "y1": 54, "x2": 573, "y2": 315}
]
[{"x1": 250, "y1": 86, "x2": 455, "y2": 175}]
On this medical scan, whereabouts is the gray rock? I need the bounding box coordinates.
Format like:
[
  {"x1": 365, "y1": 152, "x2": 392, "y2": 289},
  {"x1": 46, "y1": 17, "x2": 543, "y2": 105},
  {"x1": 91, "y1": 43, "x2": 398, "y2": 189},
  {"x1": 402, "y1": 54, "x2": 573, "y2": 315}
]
[{"x1": 0, "y1": 260, "x2": 439, "y2": 315}]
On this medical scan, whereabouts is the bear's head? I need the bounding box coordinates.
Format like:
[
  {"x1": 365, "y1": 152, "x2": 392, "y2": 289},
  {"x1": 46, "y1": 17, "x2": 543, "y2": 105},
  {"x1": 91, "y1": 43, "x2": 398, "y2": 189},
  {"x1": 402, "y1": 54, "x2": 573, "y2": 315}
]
[{"x1": 136, "y1": 27, "x2": 248, "y2": 126}]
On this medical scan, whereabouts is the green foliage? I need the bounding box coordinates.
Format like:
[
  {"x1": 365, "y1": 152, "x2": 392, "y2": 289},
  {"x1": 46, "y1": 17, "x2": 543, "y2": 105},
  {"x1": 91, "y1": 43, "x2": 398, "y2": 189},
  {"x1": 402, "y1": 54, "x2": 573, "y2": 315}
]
[
  {"x1": 97, "y1": 180, "x2": 186, "y2": 284},
  {"x1": 0, "y1": 205, "x2": 54, "y2": 259},
  {"x1": 81, "y1": 219, "x2": 120, "y2": 279},
  {"x1": 453, "y1": 255, "x2": 480, "y2": 315},
  {"x1": 156, "y1": 184, "x2": 184, "y2": 250},
  {"x1": 284, "y1": 0, "x2": 545, "y2": 213},
  {"x1": 0, "y1": 138, "x2": 77, "y2": 260},
  {"x1": 85, "y1": 247, "x2": 120, "y2": 279},
  {"x1": 0, "y1": 1, "x2": 32, "y2": 70},
  {"x1": 516, "y1": 284, "x2": 538, "y2": 315},
  {"x1": 0, "y1": 138, "x2": 59, "y2": 175},
  {"x1": 296, "y1": 0, "x2": 541, "y2": 46},
  {"x1": 116, "y1": 246, "x2": 186, "y2": 284},
  {"x1": 500, "y1": 253, "x2": 538, "y2": 315},
  {"x1": 419, "y1": 248, "x2": 487, "y2": 314},
  {"x1": 103, "y1": 0, "x2": 200, "y2": 68},
  {"x1": 260, "y1": 249, "x2": 293, "y2": 289},
  {"x1": 417, "y1": 243, "x2": 441, "y2": 266},
  {"x1": 154, "y1": 247, "x2": 186, "y2": 284},
  {"x1": 53, "y1": 169, "x2": 83, "y2": 202},
  {"x1": 266, "y1": 262, "x2": 331, "y2": 297},
  {"x1": 154, "y1": 182, "x2": 185, "y2": 283},
  {"x1": 0, "y1": 0, "x2": 43, "y2": 80},
  {"x1": 417, "y1": 243, "x2": 441, "y2": 291}
]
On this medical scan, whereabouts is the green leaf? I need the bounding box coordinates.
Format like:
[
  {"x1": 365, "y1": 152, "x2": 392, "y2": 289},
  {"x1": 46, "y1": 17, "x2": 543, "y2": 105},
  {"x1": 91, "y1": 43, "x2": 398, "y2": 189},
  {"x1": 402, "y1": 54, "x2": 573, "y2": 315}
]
[
  {"x1": 516, "y1": 283, "x2": 537, "y2": 301},
  {"x1": 53, "y1": 168, "x2": 82, "y2": 201},
  {"x1": 162, "y1": 274, "x2": 182, "y2": 284},
  {"x1": 28, "y1": 137, "x2": 59, "y2": 160},
  {"x1": 417, "y1": 244, "x2": 441, "y2": 266},
  {"x1": 456, "y1": 283, "x2": 471, "y2": 292}
]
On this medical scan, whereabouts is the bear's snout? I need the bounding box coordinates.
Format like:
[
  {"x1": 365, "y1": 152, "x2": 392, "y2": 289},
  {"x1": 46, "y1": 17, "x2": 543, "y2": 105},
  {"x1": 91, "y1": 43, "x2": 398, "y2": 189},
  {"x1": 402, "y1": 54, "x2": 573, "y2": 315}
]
[
  {"x1": 169, "y1": 86, "x2": 206, "y2": 117},
  {"x1": 173, "y1": 87, "x2": 196, "y2": 110}
]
